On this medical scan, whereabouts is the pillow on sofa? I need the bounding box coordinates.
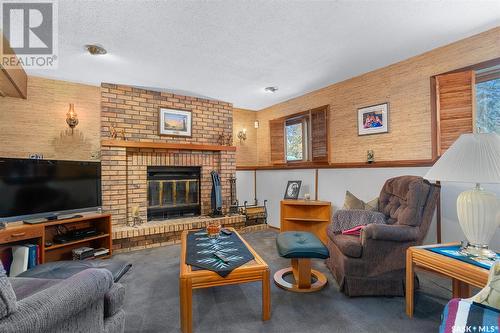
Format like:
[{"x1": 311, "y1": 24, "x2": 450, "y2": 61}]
[
  {"x1": 342, "y1": 191, "x2": 378, "y2": 211},
  {"x1": 0, "y1": 263, "x2": 17, "y2": 318}
]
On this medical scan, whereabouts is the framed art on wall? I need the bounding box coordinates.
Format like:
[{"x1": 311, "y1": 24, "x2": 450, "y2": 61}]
[
  {"x1": 159, "y1": 108, "x2": 192, "y2": 137},
  {"x1": 284, "y1": 180, "x2": 302, "y2": 200},
  {"x1": 357, "y1": 103, "x2": 389, "y2": 136}
]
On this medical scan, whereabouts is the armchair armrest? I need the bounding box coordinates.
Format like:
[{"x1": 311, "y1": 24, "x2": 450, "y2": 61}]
[
  {"x1": 0, "y1": 268, "x2": 113, "y2": 333},
  {"x1": 332, "y1": 209, "x2": 386, "y2": 233},
  {"x1": 361, "y1": 223, "x2": 419, "y2": 243}
]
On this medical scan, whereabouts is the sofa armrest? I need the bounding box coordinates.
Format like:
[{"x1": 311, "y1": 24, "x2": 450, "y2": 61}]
[
  {"x1": 361, "y1": 223, "x2": 419, "y2": 243},
  {"x1": 104, "y1": 283, "x2": 125, "y2": 318},
  {"x1": 332, "y1": 209, "x2": 386, "y2": 233},
  {"x1": 0, "y1": 268, "x2": 113, "y2": 333}
]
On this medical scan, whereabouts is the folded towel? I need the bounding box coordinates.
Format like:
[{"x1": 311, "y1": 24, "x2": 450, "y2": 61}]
[{"x1": 342, "y1": 225, "x2": 365, "y2": 236}]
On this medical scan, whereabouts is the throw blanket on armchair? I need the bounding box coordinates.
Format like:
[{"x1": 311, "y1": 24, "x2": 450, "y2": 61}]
[{"x1": 331, "y1": 209, "x2": 387, "y2": 233}]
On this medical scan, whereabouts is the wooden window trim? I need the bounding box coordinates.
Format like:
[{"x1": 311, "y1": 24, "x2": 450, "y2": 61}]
[
  {"x1": 430, "y1": 56, "x2": 500, "y2": 159},
  {"x1": 476, "y1": 68, "x2": 500, "y2": 83},
  {"x1": 270, "y1": 105, "x2": 329, "y2": 166}
]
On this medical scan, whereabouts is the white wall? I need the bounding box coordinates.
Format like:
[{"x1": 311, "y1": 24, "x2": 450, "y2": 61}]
[
  {"x1": 236, "y1": 168, "x2": 500, "y2": 249},
  {"x1": 255, "y1": 169, "x2": 316, "y2": 229},
  {"x1": 235, "y1": 170, "x2": 255, "y2": 206}
]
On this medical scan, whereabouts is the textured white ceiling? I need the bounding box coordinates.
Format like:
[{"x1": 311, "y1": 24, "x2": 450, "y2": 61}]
[{"x1": 25, "y1": 0, "x2": 500, "y2": 110}]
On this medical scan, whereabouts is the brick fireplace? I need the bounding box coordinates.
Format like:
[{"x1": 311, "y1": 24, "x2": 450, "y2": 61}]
[{"x1": 100, "y1": 83, "x2": 246, "y2": 252}]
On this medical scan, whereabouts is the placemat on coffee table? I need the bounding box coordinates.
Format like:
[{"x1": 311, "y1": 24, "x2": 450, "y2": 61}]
[{"x1": 185, "y1": 230, "x2": 254, "y2": 277}]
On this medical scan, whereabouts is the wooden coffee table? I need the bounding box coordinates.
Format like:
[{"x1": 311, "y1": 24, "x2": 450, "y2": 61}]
[{"x1": 179, "y1": 228, "x2": 271, "y2": 333}]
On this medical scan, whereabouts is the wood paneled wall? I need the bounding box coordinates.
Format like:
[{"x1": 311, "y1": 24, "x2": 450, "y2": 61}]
[
  {"x1": 0, "y1": 76, "x2": 101, "y2": 160},
  {"x1": 233, "y1": 108, "x2": 258, "y2": 166},
  {"x1": 253, "y1": 27, "x2": 500, "y2": 166}
]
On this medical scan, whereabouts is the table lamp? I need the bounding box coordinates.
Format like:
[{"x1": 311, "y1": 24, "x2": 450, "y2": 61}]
[{"x1": 424, "y1": 133, "x2": 500, "y2": 259}]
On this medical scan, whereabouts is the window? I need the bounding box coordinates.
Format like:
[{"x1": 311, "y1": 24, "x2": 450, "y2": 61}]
[
  {"x1": 434, "y1": 60, "x2": 500, "y2": 156},
  {"x1": 285, "y1": 117, "x2": 308, "y2": 162},
  {"x1": 475, "y1": 70, "x2": 500, "y2": 134},
  {"x1": 269, "y1": 106, "x2": 329, "y2": 165}
]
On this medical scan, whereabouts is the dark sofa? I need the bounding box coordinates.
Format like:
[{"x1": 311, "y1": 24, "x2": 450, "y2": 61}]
[{"x1": 326, "y1": 175, "x2": 440, "y2": 296}]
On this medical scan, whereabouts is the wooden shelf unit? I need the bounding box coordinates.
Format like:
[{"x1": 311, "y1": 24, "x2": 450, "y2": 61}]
[
  {"x1": 43, "y1": 214, "x2": 112, "y2": 262},
  {"x1": 44, "y1": 233, "x2": 110, "y2": 251},
  {"x1": 280, "y1": 200, "x2": 332, "y2": 244},
  {"x1": 0, "y1": 214, "x2": 112, "y2": 264}
]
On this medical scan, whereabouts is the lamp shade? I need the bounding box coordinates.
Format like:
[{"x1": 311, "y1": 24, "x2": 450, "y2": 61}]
[{"x1": 424, "y1": 133, "x2": 500, "y2": 184}]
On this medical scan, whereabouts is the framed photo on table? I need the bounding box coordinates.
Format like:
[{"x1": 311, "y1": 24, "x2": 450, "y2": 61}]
[
  {"x1": 159, "y1": 108, "x2": 192, "y2": 137},
  {"x1": 357, "y1": 103, "x2": 389, "y2": 136},
  {"x1": 284, "y1": 180, "x2": 302, "y2": 200}
]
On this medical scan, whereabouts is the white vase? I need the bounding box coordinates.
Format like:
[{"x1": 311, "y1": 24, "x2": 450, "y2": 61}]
[{"x1": 457, "y1": 185, "x2": 500, "y2": 258}]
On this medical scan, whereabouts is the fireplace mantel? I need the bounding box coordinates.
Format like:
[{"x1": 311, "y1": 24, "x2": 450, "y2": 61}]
[{"x1": 101, "y1": 139, "x2": 236, "y2": 152}]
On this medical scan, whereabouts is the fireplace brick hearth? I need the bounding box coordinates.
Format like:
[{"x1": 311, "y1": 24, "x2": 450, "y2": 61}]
[
  {"x1": 100, "y1": 83, "x2": 237, "y2": 236},
  {"x1": 111, "y1": 215, "x2": 250, "y2": 253}
]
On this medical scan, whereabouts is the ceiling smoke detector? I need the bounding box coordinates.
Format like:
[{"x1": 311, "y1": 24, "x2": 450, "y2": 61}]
[
  {"x1": 264, "y1": 86, "x2": 278, "y2": 93},
  {"x1": 85, "y1": 44, "x2": 107, "y2": 55}
]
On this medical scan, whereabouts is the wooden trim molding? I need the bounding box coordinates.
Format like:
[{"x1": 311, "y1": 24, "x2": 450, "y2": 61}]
[
  {"x1": 476, "y1": 68, "x2": 500, "y2": 83},
  {"x1": 101, "y1": 139, "x2": 236, "y2": 152},
  {"x1": 236, "y1": 158, "x2": 436, "y2": 171},
  {"x1": 441, "y1": 56, "x2": 500, "y2": 76}
]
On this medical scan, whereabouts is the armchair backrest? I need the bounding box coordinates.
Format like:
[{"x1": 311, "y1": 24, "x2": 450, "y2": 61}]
[{"x1": 378, "y1": 176, "x2": 440, "y2": 243}]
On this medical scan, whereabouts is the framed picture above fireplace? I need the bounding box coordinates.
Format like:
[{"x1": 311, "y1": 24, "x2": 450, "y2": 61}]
[{"x1": 159, "y1": 108, "x2": 192, "y2": 137}]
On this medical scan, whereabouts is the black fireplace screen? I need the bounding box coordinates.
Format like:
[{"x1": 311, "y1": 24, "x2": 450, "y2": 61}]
[{"x1": 147, "y1": 167, "x2": 201, "y2": 221}]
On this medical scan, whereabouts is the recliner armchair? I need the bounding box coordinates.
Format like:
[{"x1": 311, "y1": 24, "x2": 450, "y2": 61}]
[{"x1": 326, "y1": 175, "x2": 440, "y2": 297}]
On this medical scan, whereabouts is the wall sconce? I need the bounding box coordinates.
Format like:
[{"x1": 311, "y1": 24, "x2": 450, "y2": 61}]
[
  {"x1": 254, "y1": 120, "x2": 259, "y2": 129},
  {"x1": 237, "y1": 128, "x2": 247, "y2": 143},
  {"x1": 66, "y1": 103, "x2": 79, "y2": 132}
]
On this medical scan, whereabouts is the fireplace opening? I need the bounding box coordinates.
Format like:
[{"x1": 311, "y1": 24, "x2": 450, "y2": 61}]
[{"x1": 147, "y1": 166, "x2": 201, "y2": 221}]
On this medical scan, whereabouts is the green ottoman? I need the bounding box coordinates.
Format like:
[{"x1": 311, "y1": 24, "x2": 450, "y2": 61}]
[{"x1": 274, "y1": 231, "x2": 329, "y2": 292}]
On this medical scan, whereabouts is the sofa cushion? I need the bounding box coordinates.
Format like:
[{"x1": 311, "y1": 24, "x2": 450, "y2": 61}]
[
  {"x1": 0, "y1": 263, "x2": 16, "y2": 318},
  {"x1": 9, "y1": 277, "x2": 60, "y2": 300},
  {"x1": 276, "y1": 232, "x2": 329, "y2": 259},
  {"x1": 379, "y1": 176, "x2": 430, "y2": 226},
  {"x1": 329, "y1": 233, "x2": 363, "y2": 258}
]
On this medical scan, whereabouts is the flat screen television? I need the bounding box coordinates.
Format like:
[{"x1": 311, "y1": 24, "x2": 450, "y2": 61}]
[{"x1": 0, "y1": 158, "x2": 101, "y2": 222}]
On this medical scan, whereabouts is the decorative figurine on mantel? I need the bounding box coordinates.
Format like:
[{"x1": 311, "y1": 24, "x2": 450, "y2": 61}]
[
  {"x1": 218, "y1": 133, "x2": 233, "y2": 146},
  {"x1": 367, "y1": 150, "x2": 375, "y2": 163},
  {"x1": 109, "y1": 125, "x2": 126, "y2": 140}
]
